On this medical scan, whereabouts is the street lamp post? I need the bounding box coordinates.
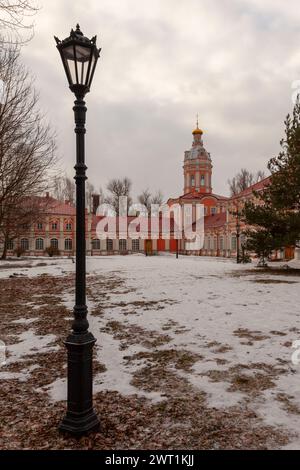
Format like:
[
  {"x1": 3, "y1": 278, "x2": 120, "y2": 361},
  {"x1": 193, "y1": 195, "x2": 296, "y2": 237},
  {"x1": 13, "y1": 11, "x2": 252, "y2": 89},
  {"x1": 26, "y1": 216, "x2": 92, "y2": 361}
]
[
  {"x1": 55, "y1": 24, "x2": 101, "y2": 436},
  {"x1": 236, "y1": 211, "x2": 241, "y2": 264}
]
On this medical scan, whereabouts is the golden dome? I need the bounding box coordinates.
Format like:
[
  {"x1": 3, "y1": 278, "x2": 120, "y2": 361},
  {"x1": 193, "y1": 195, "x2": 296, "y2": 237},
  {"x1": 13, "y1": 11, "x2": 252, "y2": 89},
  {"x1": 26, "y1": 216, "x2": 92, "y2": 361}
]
[{"x1": 192, "y1": 126, "x2": 203, "y2": 135}]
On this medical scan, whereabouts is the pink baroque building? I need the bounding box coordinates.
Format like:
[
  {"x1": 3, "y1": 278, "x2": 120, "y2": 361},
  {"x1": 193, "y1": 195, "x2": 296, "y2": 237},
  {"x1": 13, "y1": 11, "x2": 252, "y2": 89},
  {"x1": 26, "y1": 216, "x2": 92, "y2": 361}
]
[
  {"x1": 167, "y1": 122, "x2": 275, "y2": 258},
  {"x1": 7, "y1": 195, "x2": 77, "y2": 256},
  {"x1": 4, "y1": 122, "x2": 290, "y2": 259}
]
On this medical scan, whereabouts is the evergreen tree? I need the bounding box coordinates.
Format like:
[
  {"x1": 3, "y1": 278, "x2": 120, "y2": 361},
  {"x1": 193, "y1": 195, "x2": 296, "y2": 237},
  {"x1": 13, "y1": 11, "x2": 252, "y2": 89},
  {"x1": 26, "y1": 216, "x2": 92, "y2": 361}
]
[{"x1": 243, "y1": 99, "x2": 300, "y2": 260}]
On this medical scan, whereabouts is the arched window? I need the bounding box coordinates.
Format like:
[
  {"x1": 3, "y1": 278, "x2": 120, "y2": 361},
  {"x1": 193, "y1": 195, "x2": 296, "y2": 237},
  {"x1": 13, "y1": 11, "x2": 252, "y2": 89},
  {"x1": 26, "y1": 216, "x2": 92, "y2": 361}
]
[
  {"x1": 37, "y1": 222, "x2": 43, "y2": 230},
  {"x1": 6, "y1": 240, "x2": 14, "y2": 250},
  {"x1": 21, "y1": 238, "x2": 29, "y2": 251},
  {"x1": 106, "y1": 239, "x2": 113, "y2": 251},
  {"x1": 92, "y1": 239, "x2": 100, "y2": 250},
  {"x1": 119, "y1": 239, "x2": 127, "y2": 252},
  {"x1": 200, "y1": 175, "x2": 205, "y2": 186},
  {"x1": 207, "y1": 237, "x2": 211, "y2": 250},
  {"x1": 231, "y1": 235, "x2": 237, "y2": 251},
  {"x1": 132, "y1": 239, "x2": 140, "y2": 252},
  {"x1": 220, "y1": 236, "x2": 224, "y2": 250},
  {"x1": 51, "y1": 221, "x2": 58, "y2": 230},
  {"x1": 35, "y1": 238, "x2": 44, "y2": 250},
  {"x1": 190, "y1": 175, "x2": 195, "y2": 187},
  {"x1": 65, "y1": 222, "x2": 72, "y2": 231},
  {"x1": 65, "y1": 238, "x2": 72, "y2": 251},
  {"x1": 50, "y1": 238, "x2": 58, "y2": 249}
]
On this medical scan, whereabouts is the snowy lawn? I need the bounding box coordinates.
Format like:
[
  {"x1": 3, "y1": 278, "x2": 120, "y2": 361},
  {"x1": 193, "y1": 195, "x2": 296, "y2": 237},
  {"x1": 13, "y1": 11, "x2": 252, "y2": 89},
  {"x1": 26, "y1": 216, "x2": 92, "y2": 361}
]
[{"x1": 1, "y1": 254, "x2": 300, "y2": 449}]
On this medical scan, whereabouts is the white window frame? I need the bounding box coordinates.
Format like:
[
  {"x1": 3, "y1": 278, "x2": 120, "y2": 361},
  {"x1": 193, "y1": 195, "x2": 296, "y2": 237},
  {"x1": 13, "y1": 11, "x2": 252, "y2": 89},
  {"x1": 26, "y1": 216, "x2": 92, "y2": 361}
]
[
  {"x1": 50, "y1": 238, "x2": 58, "y2": 249},
  {"x1": 220, "y1": 236, "x2": 224, "y2": 250},
  {"x1": 21, "y1": 238, "x2": 29, "y2": 251},
  {"x1": 132, "y1": 239, "x2": 140, "y2": 252},
  {"x1": 7, "y1": 239, "x2": 14, "y2": 250},
  {"x1": 35, "y1": 238, "x2": 44, "y2": 250},
  {"x1": 119, "y1": 239, "x2": 127, "y2": 252},
  {"x1": 231, "y1": 235, "x2": 237, "y2": 251},
  {"x1": 106, "y1": 239, "x2": 113, "y2": 251},
  {"x1": 92, "y1": 239, "x2": 100, "y2": 250},
  {"x1": 65, "y1": 238, "x2": 72, "y2": 251}
]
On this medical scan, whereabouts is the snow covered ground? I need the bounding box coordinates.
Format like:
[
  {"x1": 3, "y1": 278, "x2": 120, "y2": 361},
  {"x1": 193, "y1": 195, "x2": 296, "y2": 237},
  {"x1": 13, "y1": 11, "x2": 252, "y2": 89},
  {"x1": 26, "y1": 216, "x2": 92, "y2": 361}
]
[{"x1": 1, "y1": 254, "x2": 300, "y2": 449}]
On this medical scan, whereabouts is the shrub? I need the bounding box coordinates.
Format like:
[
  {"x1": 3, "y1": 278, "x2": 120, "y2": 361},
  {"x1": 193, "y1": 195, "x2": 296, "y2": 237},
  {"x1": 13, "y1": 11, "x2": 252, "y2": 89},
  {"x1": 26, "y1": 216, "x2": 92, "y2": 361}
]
[
  {"x1": 14, "y1": 246, "x2": 25, "y2": 258},
  {"x1": 45, "y1": 246, "x2": 60, "y2": 257}
]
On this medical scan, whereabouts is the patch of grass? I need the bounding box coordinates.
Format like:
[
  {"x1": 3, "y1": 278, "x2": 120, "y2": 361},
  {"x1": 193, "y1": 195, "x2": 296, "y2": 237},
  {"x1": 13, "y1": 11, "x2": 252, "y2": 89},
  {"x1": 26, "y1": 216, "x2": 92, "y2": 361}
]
[
  {"x1": 103, "y1": 320, "x2": 171, "y2": 350},
  {"x1": 203, "y1": 362, "x2": 286, "y2": 396},
  {"x1": 234, "y1": 328, "x2": 270, "y2": 342},
  {"x1": 276, "y1": 393, "x2": 300, "y2": 415}
]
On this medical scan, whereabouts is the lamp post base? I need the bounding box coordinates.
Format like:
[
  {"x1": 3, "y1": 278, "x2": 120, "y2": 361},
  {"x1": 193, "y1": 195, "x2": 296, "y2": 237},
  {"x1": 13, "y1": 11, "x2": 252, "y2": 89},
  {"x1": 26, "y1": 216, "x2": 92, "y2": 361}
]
[
  {"x1": 59, "y1": 331, "x2": 100, "y2": 437},
  {"x1": 59, "y1": 408, "x2": 100, "y2": 436}
]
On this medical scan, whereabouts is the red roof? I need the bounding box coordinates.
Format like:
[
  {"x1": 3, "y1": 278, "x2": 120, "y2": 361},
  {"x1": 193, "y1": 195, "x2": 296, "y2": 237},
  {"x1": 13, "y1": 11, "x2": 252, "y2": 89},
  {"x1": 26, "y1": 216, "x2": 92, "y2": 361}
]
[
  {"x1": 204, "y1": 211, "x2": 227, "y2": 229},
  {"x1": 47, "y1": 201, "x2": 76, "y2": 216},
  {"x1": 27, "y1": 195, "x2": 77, "y2": 216},
  {"x1": 230, "y1": 176, "x2": 271, "y2": 200},
  {"x1": 169, "y1": 192, "x2": 229, "y2": 203}
]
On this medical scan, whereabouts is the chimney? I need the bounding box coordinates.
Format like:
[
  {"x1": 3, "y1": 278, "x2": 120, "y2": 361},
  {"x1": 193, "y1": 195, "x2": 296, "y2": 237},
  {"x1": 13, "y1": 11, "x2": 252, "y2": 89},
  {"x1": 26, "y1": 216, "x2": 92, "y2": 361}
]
[{"x1": 92, "y1": 194, "x2": 100, "y2": 215}]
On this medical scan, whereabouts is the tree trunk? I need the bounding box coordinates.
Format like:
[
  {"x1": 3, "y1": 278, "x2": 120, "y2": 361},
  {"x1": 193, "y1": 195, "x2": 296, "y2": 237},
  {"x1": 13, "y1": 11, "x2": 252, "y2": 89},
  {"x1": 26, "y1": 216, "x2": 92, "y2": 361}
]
[{"x1": 1, "y1": 243, "x2": 7, "y2": 260}]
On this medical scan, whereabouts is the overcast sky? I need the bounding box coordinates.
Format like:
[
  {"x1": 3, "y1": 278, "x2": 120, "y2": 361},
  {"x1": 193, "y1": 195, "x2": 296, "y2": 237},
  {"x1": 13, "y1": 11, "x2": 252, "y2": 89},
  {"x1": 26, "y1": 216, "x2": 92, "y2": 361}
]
[{"x1": 20, "y1": 0, "x2": 300, "y2": 200}]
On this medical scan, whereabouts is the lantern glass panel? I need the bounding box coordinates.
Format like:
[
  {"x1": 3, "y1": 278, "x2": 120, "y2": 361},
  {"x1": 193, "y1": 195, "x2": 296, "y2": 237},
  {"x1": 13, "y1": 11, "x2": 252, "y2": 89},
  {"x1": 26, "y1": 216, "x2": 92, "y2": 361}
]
[
  {"x1": 66, "y1": 58, "x2": 77, "y2": 85},
  {"x1": 63, "y1": 44, "x2": 92, "y2": 86},
  {"x1": 87, "y1": 49, "x2": 97, "y2": 87},
  {"x1": 75, "y1": 45, "x2": 91, "y2": 61}
]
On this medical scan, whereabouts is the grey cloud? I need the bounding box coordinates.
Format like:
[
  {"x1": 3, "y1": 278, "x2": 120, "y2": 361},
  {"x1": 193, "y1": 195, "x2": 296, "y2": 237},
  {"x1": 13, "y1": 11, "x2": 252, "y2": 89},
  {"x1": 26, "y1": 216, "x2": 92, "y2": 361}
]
[{"x1": 20, "y1": 0, "x2": 299, "y2": 199}]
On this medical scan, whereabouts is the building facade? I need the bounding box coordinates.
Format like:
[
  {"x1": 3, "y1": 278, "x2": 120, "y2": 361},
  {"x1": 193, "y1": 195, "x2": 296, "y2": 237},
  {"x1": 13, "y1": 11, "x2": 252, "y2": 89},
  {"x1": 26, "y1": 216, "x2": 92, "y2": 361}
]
[{"x1": 3, "y1": 122, "x2": 292, "y2": 259}]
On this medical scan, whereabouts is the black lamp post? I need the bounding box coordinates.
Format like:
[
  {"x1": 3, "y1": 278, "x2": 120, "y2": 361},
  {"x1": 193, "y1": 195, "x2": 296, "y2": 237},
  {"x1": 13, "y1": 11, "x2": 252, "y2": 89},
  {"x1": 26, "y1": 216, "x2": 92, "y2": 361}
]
[
  {"x1": 55, "y1": 24, "x2": 101, "y2": 436},
  {"x1": 236, "y1": 210, "x2": 241, "y2": 264}
]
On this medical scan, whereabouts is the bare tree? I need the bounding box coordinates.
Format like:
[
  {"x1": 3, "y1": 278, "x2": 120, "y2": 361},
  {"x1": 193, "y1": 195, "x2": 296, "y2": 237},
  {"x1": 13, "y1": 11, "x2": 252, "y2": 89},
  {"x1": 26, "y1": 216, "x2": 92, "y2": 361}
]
[
  {"x1": 52, "y1": 176, "x2": 101, "y2": 212},
  {"x1": 228, "y1": 168, "x2": 265, "y2": 196},
  {"x1": 138, "y1": 189, "x2": 164, "y2": 213},
  {"x1": 138, "y1": 189, "x2": 151, "y2": 213},
  {"x1": 85, "y1": 181, "x2": 95, "y2": 213},
  {"x1": 106, "y1": 177, "x2": 132, "y2": 215},
  {"x1": 52, "y1": 175, "x2": 65, "y2": 202},
  {"x1": 0, "y1": 0, "x2": 38, "y2": 43},
  {"x1": 65, "y1": 176, "x2": 75, "y2": 204},
  {"x1": 89, "y1": 186, "x2": 105, "y2": 214},
  {"x1": 151, "y1": 190, "x2": 164, "y2": 206},
  {"x1": 0, "y1": 194, "x2": 50, "y2": 259},
  {"x1": 52, "y1": 175, "x2": 75, "y2": 205},
  {"x1": 0, "y1": 45, "x2": 56, "y2": 258}
]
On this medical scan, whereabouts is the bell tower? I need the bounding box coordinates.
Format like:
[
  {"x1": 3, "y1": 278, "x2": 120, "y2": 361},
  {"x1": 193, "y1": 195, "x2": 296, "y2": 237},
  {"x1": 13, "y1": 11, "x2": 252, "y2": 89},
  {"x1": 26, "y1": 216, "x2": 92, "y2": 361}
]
[{"x1": 183, "y1": 119, "x2": 213, "y2": 195}]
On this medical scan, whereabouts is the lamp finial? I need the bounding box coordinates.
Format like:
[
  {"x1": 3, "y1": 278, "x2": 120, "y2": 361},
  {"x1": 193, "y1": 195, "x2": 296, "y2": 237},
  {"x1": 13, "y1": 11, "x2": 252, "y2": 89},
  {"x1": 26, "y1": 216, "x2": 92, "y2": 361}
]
[{"x1": 75, "y1": 24, "x2": 83, "y2": 36}]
